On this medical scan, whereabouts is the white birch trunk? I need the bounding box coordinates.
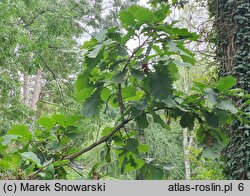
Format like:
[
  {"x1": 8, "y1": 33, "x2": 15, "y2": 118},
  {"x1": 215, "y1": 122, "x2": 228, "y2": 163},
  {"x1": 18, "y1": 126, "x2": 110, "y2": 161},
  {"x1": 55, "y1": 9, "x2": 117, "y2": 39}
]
[
  {"x1": 31, "y1": 70, "x2": 42, "y2": 110},
  {"x1": 183, "y1": 70, "x2": 191, "y2": 180},
  {"x1": 183, "y1": 128, "x2": 191, "y2": 179}
]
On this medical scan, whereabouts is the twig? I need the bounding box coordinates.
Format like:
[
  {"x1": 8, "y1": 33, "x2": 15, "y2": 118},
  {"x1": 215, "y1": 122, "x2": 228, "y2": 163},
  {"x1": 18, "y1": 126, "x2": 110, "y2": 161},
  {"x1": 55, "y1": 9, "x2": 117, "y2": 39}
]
[
  {"x1": 28, "y1": 161, "x2": 53, "y2": 180},
  {"x1": 123, "y1": 35, "x2": 152, "y2": 71},
  {"x1": 23, "y1": 10, "x2": 53, "y2": 28},
  {"x1": 103, "y1": 94, "x2": 112, "y2": 114},
  {"x1": 63, "y1": 118, "x2": 131, "y2": 160},
  {"x1": 117, "y1": 84, "x2": 124, "y2": 119},
  {"x1": 37, "y1": 53, "x2": 66, "y2": 107}
]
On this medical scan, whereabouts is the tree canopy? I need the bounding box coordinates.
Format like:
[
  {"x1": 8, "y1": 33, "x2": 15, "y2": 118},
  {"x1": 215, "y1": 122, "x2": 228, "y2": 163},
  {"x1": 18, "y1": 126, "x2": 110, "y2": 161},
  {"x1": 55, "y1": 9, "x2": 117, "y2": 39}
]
[{"x1": 0, "y1": 0, "x2": 249, "y2": 180}]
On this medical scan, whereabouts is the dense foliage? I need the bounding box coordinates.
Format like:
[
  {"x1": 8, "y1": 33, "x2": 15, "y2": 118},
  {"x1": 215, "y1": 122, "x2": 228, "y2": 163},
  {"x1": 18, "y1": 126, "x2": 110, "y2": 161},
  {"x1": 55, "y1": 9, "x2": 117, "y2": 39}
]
[
  {"x1": 0, "y1": 0, "x2": 249, "y2": 180},
  {"x1": 208, "y1": 0, "x2": 250, "y2": 179}
]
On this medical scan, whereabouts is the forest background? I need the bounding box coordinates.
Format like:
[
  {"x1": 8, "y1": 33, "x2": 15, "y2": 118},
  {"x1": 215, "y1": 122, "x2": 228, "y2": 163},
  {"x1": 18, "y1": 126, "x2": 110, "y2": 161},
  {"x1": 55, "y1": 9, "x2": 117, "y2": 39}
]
[{"x1": 0, "y1": 0, "x2": 249, "y2": 180}]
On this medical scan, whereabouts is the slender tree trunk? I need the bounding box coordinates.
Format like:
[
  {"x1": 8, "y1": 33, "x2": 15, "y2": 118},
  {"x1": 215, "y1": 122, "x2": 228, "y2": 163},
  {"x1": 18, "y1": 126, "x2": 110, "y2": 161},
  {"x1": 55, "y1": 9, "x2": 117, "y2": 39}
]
[
  {"x1": 22, "y1": 74, "x2": 29, "y2": 105},
  {"x1": 183, "y1": 128, "x2": 191, "y2": 179},
  {"x1": 31, "y1": 70, "x2": 43, "y2": 111},
  {"x1": 182, "y1": 70, "x2": 192, "y2": 179}
]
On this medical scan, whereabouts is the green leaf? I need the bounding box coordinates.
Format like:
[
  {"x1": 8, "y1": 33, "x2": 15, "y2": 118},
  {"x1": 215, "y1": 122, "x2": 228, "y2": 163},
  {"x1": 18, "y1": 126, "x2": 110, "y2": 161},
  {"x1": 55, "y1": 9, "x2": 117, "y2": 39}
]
[
  {"x1": 45, "y1": 164, "x2": 55, "y2": 179},
  {"x1": 81, "y1": 89, "x2": 102, "y2": 117},
  {"x1": 135, "y1": 112, "x2": 149, "y2": 129},
  {"x1": 21, "y1": 152, "x2": 41, "y2": 166},
  {"x1": 101, "y1": 127, "x2": 113, "y2": 137},
  {"x1": 145, "y1": 25, "x2": 198, "y2": 41},
  {"x1": 100, "y1": 88, "x2": 112, "y2": 101},
  {"x1": 202, "y1": 146, "x2": 220, "y2": 159},
  {"x1": 120, "y1": 5, "x2": 154, "y2": 30},
  {"x1": 150, "y1": 110, "x2": 169, "y2": 130},
  {"x1": 7, "y1": 125, "x2": 31, "y2": 140},
  {"x1": 216, "y1": 99, "x2": 238, "y2": 114},
  {"x1": 65, "y1": 115, "x2": 82, "y2": 127},
  {"x1": 152, "y1": 45, "x2": 163, "y2": 55},
  {"x1": 65, "y1": 125, "x2": 78, "y2": 133},
  {"x1": 215, "y1": 109, "x2": 231, "y2": 125},
  {"x1": 180, "y1": 54, "x2": 196, "y2": 65},
  {"x1": 74, "y1": 73, "x2": 95, "y2": 101},
  {"x1": 167, "y1": 41, "x2": 179, "y2": 53},
  {"x1": 204, "y1": 88, "x2": 217, "y2": 105},
  {"x1": 216, "y1": 76, "x2": 236, "y2": 91},
  {"x1": 75, "y1": 86, "x2": 95, "y2": 101},
  {"x1": 131, "y1": 5, "x2": 154, "y2": 25},
  {"x1": 88, "y1": 44, "x2": 102, "y2": 58},
  {"x1": 0, "y1": 153, "x2": 21, "y2": 169},
  {"x1": 37, "y1": 117, "x2": 55, "y2": 129},
  {"x1": 129, "y1": 100, "x2": 147, "y2": 118},
  {"x1": 81, "y1": 38, "x2": 98, "y2": 50},
  {"x1": 65, "y1": 133, "x2": 80, "y2": 141},
  {"x1": 125, "y1": 138, "x2": 139, "y2": 153},
  {"x1": 120, "y1": 156, "x2": 127, "y2": 174},
  {"x1": 121, "y1": 29, "x2": 136, "y2": 45},
  {"x1": 51, "y1": 114, "x2": 66, "y2": 127},
  {"x1": 204, "y1": 111, "x2": 219, "y2": 128},
  {"x1": 117, "y1": 45, "x2": 128, "y2": 56},
  {"x1": 170, "y1": 28, "x2": 199, "y2": 41},
  {"x1": 2, "y1": 135, "x2": 19, "y2": 146},
  {"x1": 180, "y1": 113, "x2": 194, "y2": 130},
  {"x1": 192, "y1": 82, "x2": 207, "y2": 92},
  {"x1": 107, "y1": 27, "x2": 122, "y2": 41},
  {"x1": 94, "y1": 30, "x2": 107, "y2": 43},
  {"x1": 52, "y1": 160, "x2": 70, "y2": 167},
  {"x1": 119, "y1": 9, "x2": 136, "y2": 30},
  {"x1": 123, "y1": 86, "x2": 136, "y2": 99},
  {"x1": 150, "y1": 166, "x2": 164, "y2": 180},
  {"x1": 105, "y1": 147, "x2": 111, "y2": 163},
  {"x1": 168, "y1": 62, "x2": 179, "y2": 81},
  {"x1": 153, "y1": 4, "x2": 170, "y2": 23},
  {"x1": 123, "y1": 153, "x2": 144, "y2": 171},
  {"x1": 131, "y1": 69, "x2": 145, "y2": 81},
  {"x1": 0, "y1": 160, "x2": 13, "y2": 170},
  {"x1": 138, "y1": 144, "x2": 149, "y2": 153},
  {"x1": 113, "y1": 69, "x2": 127, "y2": 84},
  {"x1": 145, "y1": 65, "x2": 172, "y2": 100}
]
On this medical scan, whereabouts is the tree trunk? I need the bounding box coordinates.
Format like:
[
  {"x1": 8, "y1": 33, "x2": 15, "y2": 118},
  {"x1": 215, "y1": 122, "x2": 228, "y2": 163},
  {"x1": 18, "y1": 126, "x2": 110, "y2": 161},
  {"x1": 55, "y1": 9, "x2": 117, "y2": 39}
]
[
  {"x1": 209, "y1": 0, "x2": 250, "y2": 179},
  {"x1": 22, "y1": 74, "x2": 30, "y2": 105},
  {"x1": 183, "y1": 128, "x2": 191, "y2": 180},
  {"x1": 182, "y1": 70, "x2": 192, "y2": 179},
  {"x1": 31, "y1": 70, "x2": 43, "y2": 111}
]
